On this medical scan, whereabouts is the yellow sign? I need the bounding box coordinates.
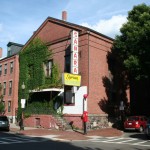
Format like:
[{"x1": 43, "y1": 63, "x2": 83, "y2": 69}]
[{"x1": 62, "y1": 73, "x2": 81, "y2": 86}]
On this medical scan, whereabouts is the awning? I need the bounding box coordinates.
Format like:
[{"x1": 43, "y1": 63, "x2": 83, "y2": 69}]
[{"x1": 29, "y1": 88, "x2": 64, "y2": 93}]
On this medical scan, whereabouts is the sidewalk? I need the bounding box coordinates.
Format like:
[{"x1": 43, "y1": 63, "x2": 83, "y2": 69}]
[{"x1": 10, "y1": 124, "x2": 123, "y2": 141}]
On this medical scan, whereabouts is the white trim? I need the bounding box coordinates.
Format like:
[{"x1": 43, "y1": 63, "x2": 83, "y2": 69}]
[{"x1": 29, "y1": 88, "x2": 64, "y2": 93}]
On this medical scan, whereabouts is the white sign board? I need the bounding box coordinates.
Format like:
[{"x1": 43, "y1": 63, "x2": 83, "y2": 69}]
[{"x1": 21, "y1": 99, "x2": 26, "y2": 108}]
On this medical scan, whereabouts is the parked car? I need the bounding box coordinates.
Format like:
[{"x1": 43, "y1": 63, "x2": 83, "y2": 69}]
[
  {"x1": 145, "y1": 118, "x2": 150, "y2": 139},
  {"x1": 124, "y1": 116, "x2": 147, "y2": 132},
  {"x1": 0, "y1": 116, "x2": 10, "y2": 131}
]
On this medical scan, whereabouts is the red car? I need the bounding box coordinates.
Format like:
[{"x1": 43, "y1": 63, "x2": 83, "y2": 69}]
[{"x1": 124, "y1": 116, "x2": 147, "y2": 132}]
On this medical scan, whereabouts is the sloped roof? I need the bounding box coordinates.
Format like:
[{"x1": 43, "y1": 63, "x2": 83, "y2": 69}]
[
  {"x1": 47, "y1": 16, "x2": 114, "y2": 40},
  {"x1": 22, "y1": 16, "x2": 114, "y2": 51}
]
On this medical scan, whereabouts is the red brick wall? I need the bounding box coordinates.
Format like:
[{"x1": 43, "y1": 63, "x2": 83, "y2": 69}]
[
  {"x1": 88, "y1": 34, "x2": 113, "y2": 114},
  {"x1": 34, "y1": 23, "x2": 114, "y2": 115},
  {"x1": 63, "y1": 114, "x2": 83, "y2": 129},
  {"x1": 24, "y1": 115, "x2": 56, "y2": 129},
  {"x1": 0, "y1": 55, "x2": 19, "y2": 119},
  {"x1": 37, "y1": 21, "x2": 72, "y2": 44}
]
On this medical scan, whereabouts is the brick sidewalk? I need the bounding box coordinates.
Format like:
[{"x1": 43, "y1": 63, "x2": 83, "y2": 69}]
[{"x1": 10, "y1": 127, "x2": 123, "y2": 141}]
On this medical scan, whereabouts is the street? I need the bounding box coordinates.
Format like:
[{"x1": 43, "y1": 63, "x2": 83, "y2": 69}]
[{"x1": 0, "y1": 131, "x2": 150, "y2": 150}]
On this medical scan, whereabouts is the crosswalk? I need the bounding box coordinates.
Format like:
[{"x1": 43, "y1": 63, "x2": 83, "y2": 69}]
[
  {"x1": 0, "y1": 136, "x2": 48, "y2": 145},
  {"x1": 87, "y1": 136, "x2": 150, "y2": 147}
]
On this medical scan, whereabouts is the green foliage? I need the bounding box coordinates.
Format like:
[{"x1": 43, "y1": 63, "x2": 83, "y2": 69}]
[
  {"x1": 0, "y1": 102, "x2": 4, "y2": 114},
  {"x1": 18, "y1": 38, "x2": 62, "y2": 119},
  {"x1": 112, "y1": 3, "x2": 150, "y2": 80},
  {"x1": 19, "y1": 38, "x2": 50, "y2": 91},
  {"x1": 24, "y1": 101, "x2": 57, "y2": 117}
]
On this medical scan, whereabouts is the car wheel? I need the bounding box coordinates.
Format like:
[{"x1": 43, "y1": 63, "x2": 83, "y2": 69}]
[{"x1": 139, "y1": 126, "x2": 144, "y2": 132}]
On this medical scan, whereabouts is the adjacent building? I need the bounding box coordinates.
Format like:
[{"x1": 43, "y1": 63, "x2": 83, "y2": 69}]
[{"x1": 0, "y1": 42, "x2": 23, "y2": 123}]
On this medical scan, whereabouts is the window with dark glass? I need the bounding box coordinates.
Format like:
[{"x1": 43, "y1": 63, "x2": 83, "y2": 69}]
[
  {"x1": 3, "y1": 82, "x2": 6, "y2": 95},
  {"x1": 9, "y1": 81, "x2": 12, "y2": 95},
  {"x1": 65, "y1": 55, "x2": 71, "y2": 73},
  {"x1": 8, "y1": 101, "x2": 11, "y2": 112},
  {"x1": 64, "y1": 86, "x2": 75, "y2": 104},
  {"x1": 10, "y1": 62, "x2": 13, "y2": 73},
  {"x1": 64, "y1": 45, "x2": 71, "y2": 73},
  {"x1": 7, "y1": 47, "x2": 11, "y2": 57},
  {"x1": 4, "y1": 64, "x2": 7, "y2": 74}
]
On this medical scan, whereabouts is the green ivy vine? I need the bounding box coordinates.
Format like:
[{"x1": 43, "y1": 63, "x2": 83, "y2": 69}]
[{"x1": 18, "y1": 38, "x2": 62, "y2": 120}]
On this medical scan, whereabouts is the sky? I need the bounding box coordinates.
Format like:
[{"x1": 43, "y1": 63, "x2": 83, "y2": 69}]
[{"x1": 0, "y1": 0, "x2": 150, "y2": 58}]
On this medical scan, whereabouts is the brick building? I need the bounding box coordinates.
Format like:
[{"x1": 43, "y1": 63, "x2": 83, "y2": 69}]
[
  {"x1": 22, "y1": 12, "x2": 120, "y2": 129},
  {"x1": 0, "y1": 42, "x2": 23, "y2": 123}
]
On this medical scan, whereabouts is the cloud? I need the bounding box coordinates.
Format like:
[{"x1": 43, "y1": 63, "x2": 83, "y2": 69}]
[{"x1": 81, "y1": 15, "x2": 127, "y2": 38}]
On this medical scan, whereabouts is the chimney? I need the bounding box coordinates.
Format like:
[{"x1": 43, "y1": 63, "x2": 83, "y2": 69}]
[
  {"x1": 0, "y1": 47, "x2": 2, "y2": 58},
  {"x1": 62, "y1": 11, "x2": 67, "y2": 21}
]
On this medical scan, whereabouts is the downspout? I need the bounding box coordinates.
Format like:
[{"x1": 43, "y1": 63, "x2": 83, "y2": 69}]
[{"x1": 88, "y1": 31, "x2": 90, "y2": 95}]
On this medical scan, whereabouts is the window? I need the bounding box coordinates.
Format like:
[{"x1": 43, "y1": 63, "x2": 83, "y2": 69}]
[
  {"x1": 65, "y1": 55, "x2": 71, "y2": 73},
  {"x1": 4, "y1": 64, "x2": 7, "y2": 75},
  {"x1": 7, "y1": 47, "x2": 11, "y2": 56},
  {"x1": 8, "y1": 101, "x2": 11, "y2": 112},
  {"x1": 0, "y1": 65, "x2": 2, "y2": 76},
  {"x1": 64, "y1": 45, "x2": 71, "y2": 73},
  {"x1": 9, "y1": 81, "x2": 12, "y2": 95},
  {"x1": 10, "y1": 62, "x2": 14, "y2": 73},
  {"x1": 64, "y1": 86, "x2": 75, "y2": 104},
  {"x1": 44, "y1": 60, "x2": 52, "y2": 77},
  {"x1": 3, "y1": 82, "x2": 6, "y2": 95}
]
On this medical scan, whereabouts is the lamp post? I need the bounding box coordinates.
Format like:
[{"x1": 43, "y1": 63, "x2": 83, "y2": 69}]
[{"x1": 20, "y1": 82, "x2": 26, "y2": 130}]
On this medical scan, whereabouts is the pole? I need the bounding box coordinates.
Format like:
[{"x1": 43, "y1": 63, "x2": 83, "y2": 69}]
[
  {"x1": 83, "y1": 94, "x2": 88, "y2": 135},
  {"x1": 83, "y1": 122, "x2": 87, "y2": 135},
  {"x1": 20, "y1": 109, "x2": 24, "y2": 130},
  {"x1": 20, "y1": 82, "x2": 26, "y2": 130}
]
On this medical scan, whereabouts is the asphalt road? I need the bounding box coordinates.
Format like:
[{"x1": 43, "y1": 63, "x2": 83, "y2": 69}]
[{"x1": 0, "y1": 131, "x2": 150, "y2": 150}]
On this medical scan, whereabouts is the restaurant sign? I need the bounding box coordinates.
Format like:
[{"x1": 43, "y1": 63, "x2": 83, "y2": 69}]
[
  {"x1": 71, "y1": 30, "x2": 79, "y2": 74},
  {"x1": 62, "y1": 73, "x2": 81, "y2": 86}
]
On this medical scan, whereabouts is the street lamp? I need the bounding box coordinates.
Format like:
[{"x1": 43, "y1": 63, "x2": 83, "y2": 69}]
[{"x1": 20, "y1": 82, "x2": 26, "y2": 130}]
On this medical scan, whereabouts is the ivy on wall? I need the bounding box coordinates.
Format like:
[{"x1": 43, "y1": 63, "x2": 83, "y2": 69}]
[{"x1": 18, "y1": 38, "x2": 62, "y2": 119}]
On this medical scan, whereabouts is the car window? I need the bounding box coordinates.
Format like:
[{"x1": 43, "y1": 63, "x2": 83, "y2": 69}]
[
  {"x1": 0, "y1": 116, "x2": 8, "y2": 121},
  {"x1": 128, "y1": 116, "x2": 139, "y2": 121}
]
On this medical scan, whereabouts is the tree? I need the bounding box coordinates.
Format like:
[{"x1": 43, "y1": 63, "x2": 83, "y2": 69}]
[
  {"x1": 112, "y1": 3, "x2": 150, "y2": 80},
  {"x1": 111, "y1": 3, "x2": 150, "y2": 115}
]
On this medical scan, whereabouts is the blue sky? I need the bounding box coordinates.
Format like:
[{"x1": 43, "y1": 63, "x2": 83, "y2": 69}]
[{"x1": 0, "y1": 0, "x2": 149, "y2": 57}]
